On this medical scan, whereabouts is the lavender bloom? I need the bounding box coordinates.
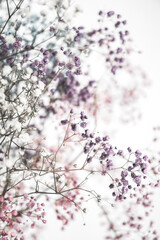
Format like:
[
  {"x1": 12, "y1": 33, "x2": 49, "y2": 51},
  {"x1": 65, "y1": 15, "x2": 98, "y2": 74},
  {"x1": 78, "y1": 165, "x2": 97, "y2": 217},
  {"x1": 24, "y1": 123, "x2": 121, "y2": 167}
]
[
  {"x1": 61, "y1": 120, "x2": 68, "y2": 125},
  {"x1": 107, "y1": 11, "x2": 115, "y2": 17},
  {"x1": 133, "y1": 176, "x2": 141, "y2": 186},
  {"x1": 80, "y1": 122, "x2": 87, "y2": 128},
  {"x1": 121, "y1": 171, "x2": 128, "y2": 178},
  {"x1": 71, "y1": 124, "x2": 77, "y2": 131}
]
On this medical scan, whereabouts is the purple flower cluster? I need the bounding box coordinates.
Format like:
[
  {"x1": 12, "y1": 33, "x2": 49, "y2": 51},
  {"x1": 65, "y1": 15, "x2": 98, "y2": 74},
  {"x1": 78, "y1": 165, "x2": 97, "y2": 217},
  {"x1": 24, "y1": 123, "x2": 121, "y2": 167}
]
[
  {"x1": 72, "y1": 118, "x2": 149, "y2": 200},
  {"x1": 62, "y1": 114, "x2": 149, "y2": 201},
  {"x1": 109, "y1": 150, "x2": 148, "y2": 200}
]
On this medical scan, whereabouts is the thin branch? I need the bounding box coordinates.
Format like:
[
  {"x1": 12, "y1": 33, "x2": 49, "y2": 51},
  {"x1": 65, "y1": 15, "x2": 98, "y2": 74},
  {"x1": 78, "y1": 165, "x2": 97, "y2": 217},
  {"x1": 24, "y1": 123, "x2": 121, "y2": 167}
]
[
  {"x1": 6, "y1": 0, "x2": 10, "y2": 17},
  {"x1": 0, "y1": 0, "x2": 24, "y2": 34}
]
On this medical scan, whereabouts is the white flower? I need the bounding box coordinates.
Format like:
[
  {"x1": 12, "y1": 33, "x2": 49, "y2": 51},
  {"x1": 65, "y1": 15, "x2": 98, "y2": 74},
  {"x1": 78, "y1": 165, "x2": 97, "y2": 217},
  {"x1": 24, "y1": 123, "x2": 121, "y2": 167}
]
[
  {"x1": 64, "y1": 11, "x2": 73, "y2": 22},
  {"x1": 0, "y1": 89, "x2": 5, "y2": 103},
  {"x1": 0, "y1": 129, "x2": 6, "y2": 135},
  {"x1": 9, "y1": 119, "x2": 21, "y2": 132},
  {"x1": 35, "y1": 88, "x2": 42, "y2": 97},
  {"x1": 19, "y1": 149, "x2": 24, "y2": 156},
  {"x1": 21, "y1": 7, "x2": 30, "y2": 18},
  {"x1": 3, "y1": 65, "x2": 12, "y2": 75},
  {"x1": 62, "y1": 0, "x2": 68, "y2": 9},
  {"x1": 26, "y1": 67, "x2": 33, "y2": 75},
  {"x1": 75, "y1": 5, "x2": 83, "y2": 13},
  {"x1": 39, "y1": 81, "x2": 45, "y2": 91},
  {"x1": 31, "y1": 75, "x2": 37, "y2": 82},
  {"x1": 24, "y1": 67, "x2": 33, "y2": 79},
  {"x1": 41, "y1": 148, "x2": 50, "y2": 157},
  {"x1": 39, "y1": 0, "x2": 46, "y2": 5},
  {"x1": 1, "y1": 79, "x2": 8, "y2": 85},
  {"x1": 56, "y1": 51, "x2": 67, "y2": 63},
  {"x1": 17, "y1": 105, "x2": 24, "y2": 115},
  {"x1": 17, "y1": 63, "x2": 21, "y2": 70},
  {"x1": 15, "y1": 121, "x2": 22, "y2": 132},
  {"x1": 41, "y1": 95, "x2": 50, "y2": 105},
  {"x1": 20, "y1": 95, "x2": 27, "y2": 105},
  {"x1": 40, "y1": 10, "x2": 47, "y2": 17},
  {"x1": 5, "y1": 35, "x2": 15, "y2": 44},
  {"x1": 0, "y1": 153, "x2": 4, "y2": 160},
  {"x1": 48, "y1": 0, "x2": 59, "y2": 7},
  {"x1": 27, "y1": 106, "x2": 32, "y2": 114},
  {"x1": 11, "y1": 72, "x2": 17, "y2": 82},
  {"x1": 57, "y1": 22, "x2": 66, "y2": 31},
  {"x1": 66, "y1": 29, "x2": 75, "y2": 41},
  {"x1": 6, "y1": 120, "x2": 12, "y2": 130},
  {"x1": 34, "y1": 173, "x2": 42, "y2": 181},
  {"x1": 5, "y1": 158, "x2": 14, "y2": 168},
  {"x1": 20, "y1": 132, "x2": 30, "y2": 144},
  {"x1": 7, "y1": 103, "x2": 14, "y2": 112}
]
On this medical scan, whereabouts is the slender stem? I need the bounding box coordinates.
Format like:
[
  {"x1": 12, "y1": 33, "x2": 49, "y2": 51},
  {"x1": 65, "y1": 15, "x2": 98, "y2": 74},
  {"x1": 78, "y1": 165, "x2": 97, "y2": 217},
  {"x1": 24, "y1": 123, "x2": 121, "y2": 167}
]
[
  {"x1": 6, "y1": 0, "x2": 10, "y2": 17},
  {"x1": 0, "y1": 0, "x2": 24, "y2": 34}
]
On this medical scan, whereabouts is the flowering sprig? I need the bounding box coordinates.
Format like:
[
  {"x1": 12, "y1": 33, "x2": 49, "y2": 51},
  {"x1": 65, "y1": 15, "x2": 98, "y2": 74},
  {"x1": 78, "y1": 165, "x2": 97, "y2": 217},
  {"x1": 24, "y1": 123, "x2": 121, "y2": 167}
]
[{"x1": 0, "y1": 0, "x2": 157, "y2": 239}]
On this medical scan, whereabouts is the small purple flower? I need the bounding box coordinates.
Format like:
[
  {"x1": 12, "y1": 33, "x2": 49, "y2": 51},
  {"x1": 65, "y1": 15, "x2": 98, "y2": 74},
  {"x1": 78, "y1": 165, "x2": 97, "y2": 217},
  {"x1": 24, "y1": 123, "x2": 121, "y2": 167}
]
[
  {"x1": 125, "y1": 30, "x2": 129, "y2": 36},
  {"x1": 115, "y1": 21, "x2": 121, "y2": 28},
  {"x1": 61, "y1": 120, "x2": 68, "y2": 125},
  {"x1": 135, "y1": 150, "x2": 142, "y2": 158},
  {"x1": 140, "y1": 163, "x2": 147, "y2": 173},
  {"x1": 50, "y1": 26, "x2": 55, "y2": 32},
  {"x1": 101, "y1": 171, "x2": 106, "y2": 176},
  {"x1": 66, "y1": 70, "x2": 72, "y2": 77},
  {"x1": 109, "y1": 183, "x2": 114, "y2": 189},
  {"x1": 74, "y1": 56, "x2": 81, "y2": 67},
  {"x1": 98, "y1": 10, "x2": 103, "y2": 16},
  {"x1": 89, "y1": 141, "x2": 95, "y2": 148},
  {"x1": 90, "y1": 133, "x2": 95, "y2": 138},
  {"x1": 107, "y1": 148, "x2": 114, "y2": 156},
  {"x1": 71, "y1": 123, "x2": 77, "y2": 131},
  {"x1": 95, "y1": 137, "x2": 101, "y2": 143},
  {"x1": 118, "y1": 195, "x2": 123, "y2": 200},
  {"x1": 122, "y1": 187, "x2": 128, "y2": 194},
  {"x1": 131, "y1": 172, "x2": 136, "y2": 178},
  {"x1": 74, "y1": 68, "x2": 82, "y2": 75},
  {"x1": 106, "y1": 159, "x2": 113, "y2": 170},
  {"x1": 80, "y1": 122, "x2": 87, "y2": 128},
  {"x1": 117, "y1": 48, "x2": 122, "y2": 54},
  {"x1": 98, "y1": 39, "x2": 104, "y2": 46},
  {"x1": 133, "y1": 176, "x2": 141, "y2": 186},
  {"x1": 121, "y1": 171, "x2": 128, "y2": 178},
  {"x1": 100, "y1": 152, "x2": 107, "y2": 160},
  {"x1": 117, "y1": 14, "x2": 121, "y2": 19},
  {"x1": 103, "y1": 136, "x2": 109, "y2": 141},
  {"x1": 84, "y1": 146, "x2": 89, "y2": 154},
  {"x1": 128, "y1": 166, "x2": 132, "y2": 171},
  {"x1": 82, "y1": 130, "x2": 89, "y2": 138},
  {"x1": 121, "y1": 179, "x2": 128, "y2": 186},
  {"x1": 117, "y1": 150, "x2": 124, "y2": 156},
  {"x1": 118, "y1": 182, "x2": 122, "y2": 187},
  {"x1": 111, "y1": 66, "x2": 117, "y2": 74},
  {"x1": 87, "y1": 157, "x2": 92, "y2": 163},
  {"x1": 50, "y1": 89, "x2": 55, "y2": 95},
  {"x1": 107, "y1": 11, "x2": 115, "y2": 17},
  {"x1": 80, "y1": 112, "x2": 87, "y2": 121},
  {"x1": 143, "y1": 155, "x2": 148, "y2": 161},
  {"x1": 127, "y1": 147, "x2": 132, "y2": 153}
]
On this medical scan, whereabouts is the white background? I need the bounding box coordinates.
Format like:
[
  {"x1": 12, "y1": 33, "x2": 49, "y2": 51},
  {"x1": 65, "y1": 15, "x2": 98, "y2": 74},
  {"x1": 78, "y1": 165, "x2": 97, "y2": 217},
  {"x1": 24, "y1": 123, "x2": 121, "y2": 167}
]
[{"x1": 38, "y1": 0, "x2": 160, "y2": 239}]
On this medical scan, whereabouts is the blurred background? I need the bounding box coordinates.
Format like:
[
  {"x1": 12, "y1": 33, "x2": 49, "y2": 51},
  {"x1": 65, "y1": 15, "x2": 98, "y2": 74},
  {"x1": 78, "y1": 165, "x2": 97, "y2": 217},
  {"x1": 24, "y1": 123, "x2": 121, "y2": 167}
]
[{"x1": 38, "y1": 0, "x2": 160, "y2": 239}]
